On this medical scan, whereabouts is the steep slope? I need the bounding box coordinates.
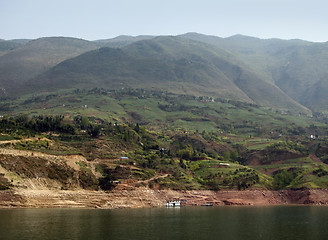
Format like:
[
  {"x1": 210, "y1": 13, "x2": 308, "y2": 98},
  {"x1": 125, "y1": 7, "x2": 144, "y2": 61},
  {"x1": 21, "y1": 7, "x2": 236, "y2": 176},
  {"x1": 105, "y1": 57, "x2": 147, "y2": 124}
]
[
  {"x1": 301, "y1": 79, "x2": 328, "y2": 111},
  {"x1": 180, "y1": 32, "x2": 311, "y2": 84},
  {"x1": 0, "y1": 37, "x2": 98, "y2": 96},
  {"x1": 26, "y1": 36, "x2": 309, "y2": 113},
  {"x1": 273, "y1": 43, "x2": 328, "y2": 111},
  {"x1": 181, "y1": 33, "x2": 328, "y2": 112}
]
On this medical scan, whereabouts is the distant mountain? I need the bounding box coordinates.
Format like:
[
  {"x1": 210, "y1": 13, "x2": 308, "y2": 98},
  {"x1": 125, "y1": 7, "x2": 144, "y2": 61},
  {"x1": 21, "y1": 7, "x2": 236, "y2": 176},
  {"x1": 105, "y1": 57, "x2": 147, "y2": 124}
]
[
  {"x1": 8, "y1": 39, "x2": 31, "y2": 45},
  {"x1": 180, "y1": 33, "x2": 328, "y2": 112},
  {"x1": 180, "y1": 33, "x2": 310, "y2": 85},
  {"x1": 94, "y1": 35, "x2": 155, "y2": 48},
  {"x1": 0, "y1": 37, "x2": 98, "y2": 96},
  {"x1": 1, "y1": 33, "x2": 327, "y2": 113},
  {"x1": 301, "y1": 79, "x2": 328, "y2": 111},
  {"x1": 26, "y1": 36, "x2": 309, "y2": 113},
  {"x1": 0, "y1": 40, "x2": 22, "y2": 56}
]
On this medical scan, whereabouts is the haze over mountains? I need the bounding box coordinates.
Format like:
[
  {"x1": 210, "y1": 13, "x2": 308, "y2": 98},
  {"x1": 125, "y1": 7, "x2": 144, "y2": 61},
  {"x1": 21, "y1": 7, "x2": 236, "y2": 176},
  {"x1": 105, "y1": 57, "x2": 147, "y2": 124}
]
[
  {"x1": 0, "y1": 33, "x2": 327, "y2": 113},
  {"x1": 0, "y1": 37, "x2": 98, "y2": 95},
  {"x1": 182, "y1": 33, "x2": 328, "y2": 112}
]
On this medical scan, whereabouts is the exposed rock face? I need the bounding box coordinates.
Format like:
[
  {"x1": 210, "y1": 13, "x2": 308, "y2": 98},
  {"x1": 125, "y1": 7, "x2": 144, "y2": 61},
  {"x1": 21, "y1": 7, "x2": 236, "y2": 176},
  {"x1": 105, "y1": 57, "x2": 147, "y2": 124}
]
[{"x1": 0, "y1": 148, "x2": 98, "y2": 191}]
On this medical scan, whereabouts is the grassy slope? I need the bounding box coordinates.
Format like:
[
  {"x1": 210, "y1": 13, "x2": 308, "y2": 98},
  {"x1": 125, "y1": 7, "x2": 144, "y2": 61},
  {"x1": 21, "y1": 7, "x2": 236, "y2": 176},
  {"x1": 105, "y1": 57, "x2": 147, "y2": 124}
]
[
  {"x1": 1, "y1": 89, "x2": 317, "y2": 134},
  {"x1": 23, "y1": 36, "x2": 309, "y2": 113},
  {"x1": 1, "y1": 89, "x2": 327, "y2": 190}
]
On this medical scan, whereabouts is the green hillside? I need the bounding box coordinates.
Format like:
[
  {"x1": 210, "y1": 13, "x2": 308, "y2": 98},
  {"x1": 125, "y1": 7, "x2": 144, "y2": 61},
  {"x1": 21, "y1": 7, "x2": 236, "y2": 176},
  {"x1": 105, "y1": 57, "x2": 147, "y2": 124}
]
[
  {"x1": 25, "y1": 36, "x2": 309, "y2": 114},
  {"x1": 0, "y1": 89, "x2": 327, "y2": 191},
  {"x1": 0, "y1": 33, "x2": 328, "y2": 192},
  {"x1": 0, "y1": 88, "x2": 319, "y2": 133}
]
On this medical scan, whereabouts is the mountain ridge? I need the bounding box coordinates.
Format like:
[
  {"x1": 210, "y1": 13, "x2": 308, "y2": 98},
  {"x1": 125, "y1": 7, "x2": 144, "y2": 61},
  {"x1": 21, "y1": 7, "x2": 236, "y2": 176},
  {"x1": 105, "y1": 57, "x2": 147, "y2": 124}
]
[
  {"x1": 23, "y1": 36, "x2": 309, "y2": 113},
  {"x1": 0, "y1": 33, "x2": 326, "y2": 112},
  {"x1": 0, "y1": 37, "x2": 99, "y2": 96},
  {"x1": 180, "y1": 33, "x2": 328, "y2": 112}
]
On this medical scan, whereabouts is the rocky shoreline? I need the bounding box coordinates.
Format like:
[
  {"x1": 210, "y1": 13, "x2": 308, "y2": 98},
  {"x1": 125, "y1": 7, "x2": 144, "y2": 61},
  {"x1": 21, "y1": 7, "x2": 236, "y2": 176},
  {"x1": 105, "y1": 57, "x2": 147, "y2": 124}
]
[{"x1": 1, "y1": 188, "x2": 328, "y2": 209}]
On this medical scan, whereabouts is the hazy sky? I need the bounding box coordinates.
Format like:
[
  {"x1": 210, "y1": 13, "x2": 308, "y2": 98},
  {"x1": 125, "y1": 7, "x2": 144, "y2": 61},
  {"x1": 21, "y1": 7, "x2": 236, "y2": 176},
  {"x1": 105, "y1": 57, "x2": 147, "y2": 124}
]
[{"x1": 1, "y1": 0, "x2": 328, "y2": 42}]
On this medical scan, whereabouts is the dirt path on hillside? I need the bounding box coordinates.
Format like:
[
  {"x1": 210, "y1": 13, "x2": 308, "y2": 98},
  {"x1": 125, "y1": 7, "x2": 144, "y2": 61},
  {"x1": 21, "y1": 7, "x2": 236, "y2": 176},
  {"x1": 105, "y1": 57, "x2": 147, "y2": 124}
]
[
  {"x1": 142, "y1": 174, "x2": 169, "y2": 184},
  {"x1": 310, "y1": 154, "x2": 325, "y2": 165}
]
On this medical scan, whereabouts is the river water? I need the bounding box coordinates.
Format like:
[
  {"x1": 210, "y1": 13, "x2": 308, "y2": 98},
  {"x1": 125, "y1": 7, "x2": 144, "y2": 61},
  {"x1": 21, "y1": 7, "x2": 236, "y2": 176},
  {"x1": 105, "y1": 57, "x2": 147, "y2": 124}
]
[{"x1": 1, "y1": 206, "x2": 328, "y2": 240}]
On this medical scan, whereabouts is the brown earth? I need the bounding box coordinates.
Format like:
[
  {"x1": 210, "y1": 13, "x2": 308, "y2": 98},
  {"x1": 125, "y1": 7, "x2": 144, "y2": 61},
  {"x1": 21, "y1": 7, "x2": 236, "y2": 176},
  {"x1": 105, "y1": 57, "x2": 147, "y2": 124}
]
[
  {"x1": 247, "y1": 149, "x2": 304, "y2": 166},
  {"x1": 1, "y1": 188, "x2": 328, "y2": 209}
]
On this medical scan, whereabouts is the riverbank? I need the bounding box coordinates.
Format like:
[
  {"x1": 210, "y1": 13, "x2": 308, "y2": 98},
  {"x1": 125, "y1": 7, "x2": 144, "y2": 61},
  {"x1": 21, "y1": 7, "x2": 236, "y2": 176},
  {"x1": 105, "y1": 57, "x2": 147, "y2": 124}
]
[{"x1": 1, "y1": 188, "x2": 328, "y2": 209}]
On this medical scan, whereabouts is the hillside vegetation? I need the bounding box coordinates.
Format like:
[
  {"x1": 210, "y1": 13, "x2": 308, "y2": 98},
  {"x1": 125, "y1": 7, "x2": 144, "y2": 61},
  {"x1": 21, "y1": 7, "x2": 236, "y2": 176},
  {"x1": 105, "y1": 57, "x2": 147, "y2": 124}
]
[
  {"x1": 0, "y1": 88, "x2": 318, "y2": 133},
  {"x1": 25, "y1": 36, "x2": 309, "y2": 113},
  {"x1": 0, "y1": 33, "x2": 327, "y2": 193},
  {"x1": 1, "y1": 33, "x2": 327, "y2": 112},
  {"x1": 0, "y1": 89, "x2": 327, "y2": 191},
  {"x1": 0, "y1": 113, "x2": 327, "y2": 191}
]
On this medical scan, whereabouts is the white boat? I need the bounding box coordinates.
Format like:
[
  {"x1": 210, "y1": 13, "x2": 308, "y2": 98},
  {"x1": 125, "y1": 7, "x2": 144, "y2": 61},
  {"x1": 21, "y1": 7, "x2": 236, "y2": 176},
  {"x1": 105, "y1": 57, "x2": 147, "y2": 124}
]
[{"x1": 165, "y1": 200, "x2": 181, "y2": 207}]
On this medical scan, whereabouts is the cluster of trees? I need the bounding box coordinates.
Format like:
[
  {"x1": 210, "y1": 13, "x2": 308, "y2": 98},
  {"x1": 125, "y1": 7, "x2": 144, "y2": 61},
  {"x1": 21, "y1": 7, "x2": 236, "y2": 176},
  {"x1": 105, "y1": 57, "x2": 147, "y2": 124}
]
[
  {"x1": 269, "y1": 141, "x2": 308, "y2": 152},
  {"x1": 97, "y1": 165, "x2": 131, "y2": 190},
  {"x1": 272, "y1": 168, "x2": 303, "y2": 190},
  {"x1": 22, "y1": 94, "x2": 59, "y2": 105},
  {"x1": 203, "y1": 168, "x2": 260, "y2": 190},
  {"x1": 234, "y1": 169, "x2": 260, "y2": 190},
  {"x1": 313, "y1": 166, "x2": 328, "y2": 177},
  {"x1": 0, "y1": 115, "x2": 151, "y2": 144},
  {"x1": 0, "y1": 115, "x2": 75, "y2": 135}
]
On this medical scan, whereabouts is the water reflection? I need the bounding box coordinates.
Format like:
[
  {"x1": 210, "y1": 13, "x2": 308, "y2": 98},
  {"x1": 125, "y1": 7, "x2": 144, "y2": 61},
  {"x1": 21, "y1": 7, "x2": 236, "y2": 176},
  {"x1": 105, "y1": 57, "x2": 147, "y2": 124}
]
[{"x1": 1, "y1": 206, "x2": 328, "y2": 240}]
